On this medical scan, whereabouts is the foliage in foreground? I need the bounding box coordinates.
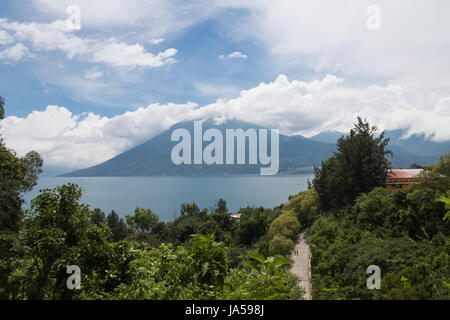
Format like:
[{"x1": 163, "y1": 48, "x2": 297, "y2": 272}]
[
  {"x1": 309, "y1": 156, "x2": 450, "y2": 300},
  {"x1": 0, "y1": 183, "x2": 302, "y2": 300}
]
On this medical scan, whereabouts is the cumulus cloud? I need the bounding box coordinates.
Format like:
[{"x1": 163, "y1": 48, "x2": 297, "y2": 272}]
[
  {"x1": 92, "y1": 42, "x2": 177, "y2": 68},
  {"x1": 148, "y1": 38, "x2": 165, "y2": 45},
  {"x1": 218, "y1": 0, "x2": 450, "y2": 88},
  {"x1": 0, "y1": 30, "x2": 13, "y2": 45},
  {"x1": 219, "y1": 51, "x2": 247, "y2": 60},
  {"x1": 0, "y1": 43, "x2": 31, "y2": 63},
  {"x1": 0, "y1": 103, "x2": 199, "y2": 168},
  {"x1": 1, "y1": 75, "x2": 449, "y2": 168},
  {"x1": 0, "y1": 18, "x2": 177, "y2": 68}
]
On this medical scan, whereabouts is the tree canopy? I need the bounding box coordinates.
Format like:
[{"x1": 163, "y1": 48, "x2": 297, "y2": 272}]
[
  {"x1": 313, "y1": 117, "x2": 392, "y2": 210},
  {"x1": 0, "y1": 97, "x2": 43, "y2": 232}
]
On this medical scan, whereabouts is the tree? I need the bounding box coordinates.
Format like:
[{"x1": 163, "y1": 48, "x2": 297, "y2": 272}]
[
  {"x1": 169, "y1": 216, "x2": 200, "y2": 244},
  {"x1": 126, "y1": 207, "x2": 159, "y2": 234},
  {"x1": 106, "y1": 210, "x2": 128, "y2": 241},
  {"x1": 268, "y1": 212, "x2": 300, "y2": 240},
  {"x1": 214, "y1": 199, "x2": 228, "y2": 214},
  {"x1": 433, "y1": 151, "x2": 450, "y2": 177},
  {"x1": 284, "y1": 189, "x2": 320, "y2": 228},
  {"x1": 22, "y1": 184, "x2": 136, "y2": 299},
  {"x1": 180, "y1": 202, "x2": 205, "y2": 217},
  {"x1": 313, "y1": 117, "x2": 392, "y2": 210},
  {"x1": 440, "y1": 196, "x2": 450, "y2": 221},
  {"x1": 0, "y1": 97, "x2": 43, "y2": 299},
  {"x1": 236, "y1": 207, "x2": 271, "y2": 246},
  {"x1": 406, "y1": 176, "x2": 448, "y2": 239},
  {"x1": 91, "y1": 208, "x2": 106, "y2": 226},
  {"x1": 23, "y1": 184, "x2": 91, "y2": 299},
  {"x1": 267, "y1": 211, "x2": 300, "y2": 256},
  {"x1": 234, "y1": 251, "x2": 302, "y2": 300},
  {"x1": 269, "y1": 235, "x2": 294, "y2": 256},
  {"x1": 175, "y1": 234, "x2": 228, "y2": 289},
  {"x1": 0, "y1": 97, "x2": 43, "y2": 232},
  {"x1": 0, "y1": 139, "x2": 43, "y2": 232},
  {"x1": 410, "y1": 163, "x2": 424, "y2": 169}
]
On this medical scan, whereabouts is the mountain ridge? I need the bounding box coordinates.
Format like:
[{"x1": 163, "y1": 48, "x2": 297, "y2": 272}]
[{"x1": 60, "y1": 120, "x2": 448, "y2": 177}]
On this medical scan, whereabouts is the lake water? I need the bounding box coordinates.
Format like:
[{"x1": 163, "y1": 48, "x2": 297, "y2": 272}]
[{"x1": 23, "y1": 175, "x2": 314, "y2": 222}]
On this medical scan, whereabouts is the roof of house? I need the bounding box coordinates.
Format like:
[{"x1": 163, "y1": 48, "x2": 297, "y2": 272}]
[{"x1": 387, "y1": 169, "x2": 425, "y2": 179}]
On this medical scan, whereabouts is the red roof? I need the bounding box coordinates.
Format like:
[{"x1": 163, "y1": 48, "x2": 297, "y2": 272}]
[{"x1": 387, "y1": 169, "x2": 424, "y2": 179}]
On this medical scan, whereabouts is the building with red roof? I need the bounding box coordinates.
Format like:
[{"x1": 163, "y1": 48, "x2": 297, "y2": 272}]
[{"x1": 386, "y1": 169, "x2": 425, "y2": 190}]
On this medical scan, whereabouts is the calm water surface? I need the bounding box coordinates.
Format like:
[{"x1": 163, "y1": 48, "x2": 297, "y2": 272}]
[{"x1": 23, "y1": 175, "x2": 313, "y2": 222}]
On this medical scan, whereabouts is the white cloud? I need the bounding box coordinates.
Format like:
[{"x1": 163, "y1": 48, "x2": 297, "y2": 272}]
[
  {"x1": 83, "y1": 66, "x2": 103, "y2": 80},
  {"x1": 0, "y1": 18, "x2": 177, "y2": 68},
  {"x1": 218, "y1": 0, "x2": 450, "y2": 88},
  {"x1": 0, "y1": 30, "x2": 13, "y2": 44},
  {"x1": 148, "y1": 38, "x2": 165, "y2": 45},
  {"x1": 0, "y1": 43, "x2": 31, "y2": 63},
  {"x1": 91, "y1": 41, "x2": 177, "y2": 68},
  {"x1": 1, "y1": 74, "x2": 449, "y2": 168},
  {"x1": 219, "y1": 51, "x2": 247, "y2": 60},
  {"x1": 30, "y1": 0, "x2": 220, "y2": 37},
  {"x1": 0, "y1": 103, "x2": 198, "y2": 167}
]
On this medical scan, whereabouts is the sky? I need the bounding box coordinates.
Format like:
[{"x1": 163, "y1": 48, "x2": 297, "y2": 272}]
[{"x1": 0, "y1": 0, "x2": 449, "y2": 169}]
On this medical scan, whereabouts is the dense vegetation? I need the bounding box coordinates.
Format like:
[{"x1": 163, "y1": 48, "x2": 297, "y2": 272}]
[
  {"x1": 0, "y1": 182, "x2": 303, "y2": 299},
  {"x1": 308, "y1": 118, "x2": 449, "y2": 299},
  {"x1": 0, "y1": 97, "x2": 448, "y2": 300}
]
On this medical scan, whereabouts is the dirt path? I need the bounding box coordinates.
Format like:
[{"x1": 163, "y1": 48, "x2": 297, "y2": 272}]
[{"x1": 289, "y1": 230, "x2": 312, "y2": 300}]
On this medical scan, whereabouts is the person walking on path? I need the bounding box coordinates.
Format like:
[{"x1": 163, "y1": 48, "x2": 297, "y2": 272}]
[{"x1": 290, "y1": 231, "x2": 312, "y2": 300}]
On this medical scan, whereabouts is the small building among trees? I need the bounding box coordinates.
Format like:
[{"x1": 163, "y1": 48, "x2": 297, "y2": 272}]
[{"x1": 386, "y1": 169, "x2": 425, "y2": 190}]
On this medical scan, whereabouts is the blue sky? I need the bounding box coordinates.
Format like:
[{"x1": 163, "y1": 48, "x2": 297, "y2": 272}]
[
  {"x1": 0, "y1": 2, "x2": 270, "y2": 117},
  {"x1": 1, "y1": 0, "x2": 449, "y2": 168}
]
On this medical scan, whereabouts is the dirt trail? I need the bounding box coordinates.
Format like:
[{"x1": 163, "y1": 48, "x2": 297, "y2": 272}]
[{"x1": 289, "y1": 230, "x2": 312, "y2": 300}]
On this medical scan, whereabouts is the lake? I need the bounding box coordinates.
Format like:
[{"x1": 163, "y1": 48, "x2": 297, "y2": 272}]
[{"x1": 23, "y1": 175, "x2": 314, "y2": 222}]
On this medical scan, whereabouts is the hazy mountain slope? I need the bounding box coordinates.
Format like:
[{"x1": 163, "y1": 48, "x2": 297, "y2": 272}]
[
  {"x1": 61, "y1": 120, "x2": 336, "y2": 176},
  {"x1": 384, "y1": 129, "x2": 450, "y2": 157},
  {"x1": 61, "y1": 121, "x2": 448, "y2": 176},
  {"x1": 311, "y1": 129, "x2": 450, "y2": 158}
]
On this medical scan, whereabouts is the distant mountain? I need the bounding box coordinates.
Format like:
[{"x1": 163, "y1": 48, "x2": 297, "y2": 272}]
[
  {"x1": 61, "y1": 120, "x2": 449, "y2": 177},
  {"x1": 387, "y1": 146, "x2": 438, "y2": 168},
  {"x1": 384, "y1": 129, "x2": 450, "y2": 157},
  {"x1": 61, "y1": 120, "x2": 336, "y2": 176},
  {"x1": 310, "y1": 129, "x2": 448, "y2": 167},
  {"x1": 310, "y1": 131, "x2": 347, "y2": 144},
  {"x1": 41, "y1": 166, "x2": 79, "y2": 177}
]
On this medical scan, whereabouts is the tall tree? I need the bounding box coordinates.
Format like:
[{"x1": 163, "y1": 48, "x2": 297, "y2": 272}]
[
  {"x1": 0, "y1": 144, "x2": 43, "y2": 232},
  {"x1": 126, "y1": 207, "x2": 159, "y2": 234},
  {"x1": 181, "y1": 202, "x2": 201, "y2": 217},
  {"x1": 313, "y1": 117, "x2": 392, "y2": 210},
  {"x1": 24, "y1": 184, "x2": 90, "y2": 299},
  {"x1": 91, "y1": 208, "x2": 106, "y2": 226},
  {"x1": 107, "y1": 210, "x2": 129, "y2": 241},
  {"x1": 0, "y1": 96, "x2": 43, "y2": 299},
  {"x1": 0, "y1": 96, "x2": 43, "y2": 231},
  {"x1": 215, "y1": 198, "x2": 228, "y2": 214}
]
